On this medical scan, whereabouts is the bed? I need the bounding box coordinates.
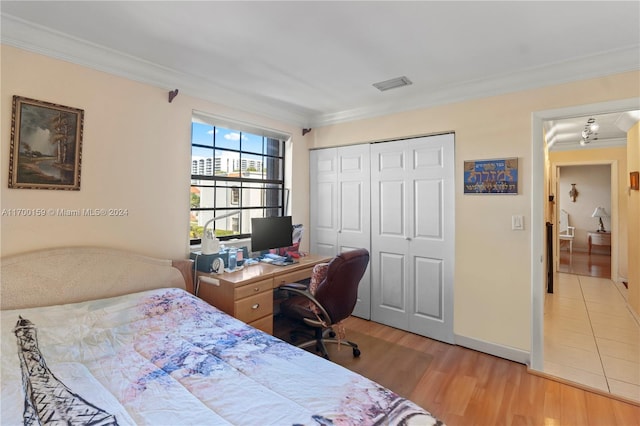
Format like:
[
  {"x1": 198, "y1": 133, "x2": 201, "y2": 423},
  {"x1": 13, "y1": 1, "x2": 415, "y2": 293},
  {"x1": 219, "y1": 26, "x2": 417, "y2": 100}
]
[{"x1": 1, "y1": 247, "x2": 442, "y2": 425}]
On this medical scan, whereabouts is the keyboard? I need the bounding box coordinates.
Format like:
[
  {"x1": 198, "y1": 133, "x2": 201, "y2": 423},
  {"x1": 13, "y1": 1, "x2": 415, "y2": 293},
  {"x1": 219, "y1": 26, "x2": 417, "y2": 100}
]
[
  {"x1": 272, "y1": 260, "x2": 297, "y2": 266},
  {"x1": 263, "y1": 253, "x2": 286, "y2": 261}
]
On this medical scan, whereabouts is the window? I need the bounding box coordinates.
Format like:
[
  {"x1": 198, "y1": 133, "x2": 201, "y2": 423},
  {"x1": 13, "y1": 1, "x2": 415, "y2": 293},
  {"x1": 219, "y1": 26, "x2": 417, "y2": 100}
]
[
  {"x1": 190, "y1": 113, "x2": 288, "y2": 246},
  {"x1": 231, "y1": 187, "x2": 239, "y2": 205}
]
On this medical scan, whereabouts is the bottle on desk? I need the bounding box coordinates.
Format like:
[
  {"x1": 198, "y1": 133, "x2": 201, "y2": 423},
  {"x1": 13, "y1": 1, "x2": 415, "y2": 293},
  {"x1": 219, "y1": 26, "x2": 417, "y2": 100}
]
[{"x1": 227, "y1": 247, "x2": 237, "y2": 272}]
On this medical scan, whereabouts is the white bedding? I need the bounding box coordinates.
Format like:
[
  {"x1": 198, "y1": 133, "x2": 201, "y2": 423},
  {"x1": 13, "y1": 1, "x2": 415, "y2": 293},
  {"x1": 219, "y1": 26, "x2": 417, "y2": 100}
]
[{"x1": 1, "y1": 287, "x2": 441, "y2": 425}]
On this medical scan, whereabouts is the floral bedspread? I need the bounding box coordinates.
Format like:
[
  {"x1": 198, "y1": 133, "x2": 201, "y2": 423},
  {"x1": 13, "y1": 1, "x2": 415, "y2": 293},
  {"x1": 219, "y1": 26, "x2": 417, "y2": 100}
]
[{"x1": 1, "y1": 288, "x2": 442, "y2": 425}]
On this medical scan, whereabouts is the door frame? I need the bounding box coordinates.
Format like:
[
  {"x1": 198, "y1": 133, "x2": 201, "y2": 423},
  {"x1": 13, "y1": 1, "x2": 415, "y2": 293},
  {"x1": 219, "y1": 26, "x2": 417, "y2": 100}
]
[
  {"x1": 530, "y1": 98, "x2": 638, "y2": 371},
  {"x1": 552, "y1": 162, "x2": 617, "y2": 276}
]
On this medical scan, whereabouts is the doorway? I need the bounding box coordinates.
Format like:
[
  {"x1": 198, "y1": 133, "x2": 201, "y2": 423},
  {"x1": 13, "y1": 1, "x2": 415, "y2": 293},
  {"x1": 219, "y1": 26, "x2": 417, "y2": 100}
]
[
  {"x1": 544, "y1": 162, "x2": 638, "y2": 400},
  {"x1": 531, "y1": 98, "x2": 640, "y2": 403},
  {"x1": 555, "y1": 164, "x2": 612, "y2": 279}
]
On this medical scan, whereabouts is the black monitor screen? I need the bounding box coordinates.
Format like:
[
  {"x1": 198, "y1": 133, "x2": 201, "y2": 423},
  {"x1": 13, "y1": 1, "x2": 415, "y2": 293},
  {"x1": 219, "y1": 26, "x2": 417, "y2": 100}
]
[{"x1": 251, "y1": 216, "x2": 293, "y2": 253}]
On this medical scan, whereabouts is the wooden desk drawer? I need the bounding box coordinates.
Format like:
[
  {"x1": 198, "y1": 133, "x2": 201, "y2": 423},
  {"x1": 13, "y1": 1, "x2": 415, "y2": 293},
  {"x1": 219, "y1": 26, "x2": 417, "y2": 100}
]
[
  {"x1": 249, "y1": 315, "x2": 273, "y2": 334},
  {"x1": 274, "y1": 267, "x2": 317, "y2": 287},
  {"x1": 235, "y1": 278, "x2": 273, "y2": 299},
  {"x1": 235, "y1": 291, "x2": 273, "y2": 324}
]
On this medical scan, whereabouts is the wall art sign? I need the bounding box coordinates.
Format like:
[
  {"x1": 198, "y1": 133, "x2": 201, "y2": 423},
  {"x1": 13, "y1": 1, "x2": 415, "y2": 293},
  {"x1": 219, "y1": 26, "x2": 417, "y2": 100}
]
[
  {"x1": 463, "y1": 157, "x2": 518, "y2": 194},
  {"x1": 9, "y1": 96, "x2": 84, "y2": 190}
]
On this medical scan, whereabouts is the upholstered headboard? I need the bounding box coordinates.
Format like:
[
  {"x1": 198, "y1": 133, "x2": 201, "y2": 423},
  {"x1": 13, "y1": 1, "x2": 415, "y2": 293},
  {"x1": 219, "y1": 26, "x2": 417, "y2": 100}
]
[{"x1": 1, "y1": 247, "x2": 193, "y2": 310}]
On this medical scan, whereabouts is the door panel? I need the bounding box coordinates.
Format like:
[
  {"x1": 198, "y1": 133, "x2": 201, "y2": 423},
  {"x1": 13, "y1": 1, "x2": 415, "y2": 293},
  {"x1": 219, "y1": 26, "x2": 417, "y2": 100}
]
[
  {"x1": 376, "y1": 251, "x2": 407, "y2": 329},
  {"x1": 338, "y1": 145, "x2": 371, "y2": 319},
  {"x1": 414, "y1": 256, "x2": 443, "y2": 320},
  {"x1": 310, "y1": 145, "x2": 371, "y2": 319},
  {"x1": 372, "y1": 134, "x2": 454, "y2": 343},
  {"x1": 316, "y1": 182, "x2": 335, "y2": 229},
  {"x1": 414, "y1": 179, "x2": 443, "y2": 240},
  {"x1": 379, "y1": 181, "x2": 405, "y2": 236},
  {"x1": 407, "y1": 135, "x2": 454, "y2": 342},
  {"x1": 340, "y1": 181, "x2": 363, "y2": 232},
  {"x1": 371, "y1": 142, "x2": 410, "y2": 328},
  {"x1": 310, "y1": 149, "x2": 338, "y2": 256}
]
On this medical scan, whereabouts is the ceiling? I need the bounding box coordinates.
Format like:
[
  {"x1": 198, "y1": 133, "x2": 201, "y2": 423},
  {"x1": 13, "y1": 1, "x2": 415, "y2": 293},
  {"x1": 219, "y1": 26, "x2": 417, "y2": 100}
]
[
  {"x1": 2, "y1": 1, "x2": 639, "y2": 141},
  {"x1": 545, "y1": 110, "x2": 640, "y2": 152}
]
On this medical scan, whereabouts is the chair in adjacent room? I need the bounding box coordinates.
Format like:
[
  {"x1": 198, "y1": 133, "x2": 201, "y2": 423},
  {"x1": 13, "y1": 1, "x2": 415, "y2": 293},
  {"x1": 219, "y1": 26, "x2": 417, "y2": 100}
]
[
  {"x1": 558, "y1": 209, "x2": 575, "y2": 255},
  {"x1": 279, "y1": 248, "x2": 370, "y2": 360}
]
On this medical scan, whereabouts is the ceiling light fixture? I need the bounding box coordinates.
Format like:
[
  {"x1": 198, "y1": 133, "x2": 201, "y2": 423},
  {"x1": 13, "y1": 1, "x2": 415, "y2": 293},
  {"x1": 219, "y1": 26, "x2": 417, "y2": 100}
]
[
  {"x1": 373, "y1": 76, "x2": 413, "y2": 92},
  {"x1": 579, "y1": 117, "x2": 599, "y2": 146}
]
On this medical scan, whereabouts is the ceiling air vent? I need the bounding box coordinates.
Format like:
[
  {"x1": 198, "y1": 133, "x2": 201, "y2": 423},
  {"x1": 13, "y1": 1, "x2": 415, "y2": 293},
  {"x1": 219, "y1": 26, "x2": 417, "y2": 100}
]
[{"x1": 373, "y1": 76, "x2": 413, "y2": 92}]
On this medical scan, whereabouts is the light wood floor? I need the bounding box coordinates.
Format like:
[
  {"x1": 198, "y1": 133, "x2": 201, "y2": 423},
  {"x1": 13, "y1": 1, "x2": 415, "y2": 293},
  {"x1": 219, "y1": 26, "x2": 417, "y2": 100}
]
[{"x1": 342, "y1": 316, "x2": 640, "y2": 425}]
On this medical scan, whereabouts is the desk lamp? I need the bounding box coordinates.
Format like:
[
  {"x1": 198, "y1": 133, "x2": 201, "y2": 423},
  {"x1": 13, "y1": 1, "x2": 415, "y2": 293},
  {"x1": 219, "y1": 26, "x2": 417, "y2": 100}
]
[
  {"x1": 201, "y1": 210, "x2": 240, "y2": 254},
  {"x1": 591, "y1": 207, "x2": 608, "y2": 233}
]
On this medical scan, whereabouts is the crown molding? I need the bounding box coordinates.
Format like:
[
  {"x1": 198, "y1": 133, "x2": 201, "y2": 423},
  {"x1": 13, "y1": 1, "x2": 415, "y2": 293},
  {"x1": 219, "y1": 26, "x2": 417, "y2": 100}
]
[
  {"x1": 311, "y1": 48, "x2": 640, "y2": 127},
  {"x1": 3, "y1": 13, "x2": 639, "y2": 129},
  {"x1": 0, "y1": 14, "x2": 312, "y2": 128},
  {"x1": 615, "y1": 110, "x2": 640, "y2": 132},
  {"x1": 550, "y1": 137, "x2": 628, "y2": 152}
]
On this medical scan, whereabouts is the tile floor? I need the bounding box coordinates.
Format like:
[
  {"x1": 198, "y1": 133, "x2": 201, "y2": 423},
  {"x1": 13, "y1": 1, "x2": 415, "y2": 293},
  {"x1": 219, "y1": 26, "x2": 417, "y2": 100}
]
[{"x1": 544, "y1": 272, "x2": 640, "y2": 403}]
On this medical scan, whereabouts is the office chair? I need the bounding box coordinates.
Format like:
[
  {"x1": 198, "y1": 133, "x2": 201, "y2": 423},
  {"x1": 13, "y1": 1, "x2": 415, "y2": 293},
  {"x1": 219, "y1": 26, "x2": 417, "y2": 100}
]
[{"x1": 279, "y1": 248, "x2": 370, "y2": 360}]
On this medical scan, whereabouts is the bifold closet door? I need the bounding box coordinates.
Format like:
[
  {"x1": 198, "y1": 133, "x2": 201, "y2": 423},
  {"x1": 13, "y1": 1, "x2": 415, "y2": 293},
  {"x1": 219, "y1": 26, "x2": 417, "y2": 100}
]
[
  {"x1": 310, "y1": 149, "x2": 339, "y2": 257},
  {"x1": 371, "y1": 133, "x2": 455, "y2": 343},
  {"x1": 310, "y1": 145, "x2": 371, "y2": 319}
]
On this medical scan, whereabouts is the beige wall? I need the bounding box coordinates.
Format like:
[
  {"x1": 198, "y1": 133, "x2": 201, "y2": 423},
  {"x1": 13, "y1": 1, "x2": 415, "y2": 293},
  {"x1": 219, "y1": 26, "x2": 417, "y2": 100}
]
[
  {"x1": 2, "y1": 43, "x2": 639, "y2": 354},
  {"x1": 310, "y1": 72, "x2": 640, "y2": 352},
  {"x1": 0, "y1": 45, "x2": 305, "y2": 260},
  {"x1": 628, "y1": 122, "x2": 640, "y2": 315},
  {"x1": 557, "y1": 164, "x2": 612, "y2": 251},
  {"x1": 549, "y1": 147, "x2": 628, "y2": 280}
]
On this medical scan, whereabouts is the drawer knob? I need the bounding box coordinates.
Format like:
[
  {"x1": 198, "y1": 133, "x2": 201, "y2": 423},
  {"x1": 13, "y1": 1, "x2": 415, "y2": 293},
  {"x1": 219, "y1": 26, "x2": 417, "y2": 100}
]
[
  {"x1": 253, "y1": 287, "x2": 260, "y2": 292},
  {"x1": 252, "y1": 303, "x2": 260, "y2": 310}
]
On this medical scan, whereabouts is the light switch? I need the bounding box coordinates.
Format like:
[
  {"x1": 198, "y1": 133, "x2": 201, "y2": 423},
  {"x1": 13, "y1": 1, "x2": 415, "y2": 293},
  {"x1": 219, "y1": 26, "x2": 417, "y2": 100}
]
[{"x1": 512, "y1": 215, "x2": 524, "y2": 230}]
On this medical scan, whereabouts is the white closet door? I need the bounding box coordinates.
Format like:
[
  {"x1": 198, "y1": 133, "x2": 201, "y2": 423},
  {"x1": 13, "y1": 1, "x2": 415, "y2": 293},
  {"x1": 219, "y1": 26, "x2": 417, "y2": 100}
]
[
  {"x1": 310, "y1": 145, "x2": 371, "y2": 319},
  {"x1": 371, "y1": 134, "x2": 455, "y2": 343},
  {"x1": 310, "y1": 149, "x2": 338, "y2": 257},
  {"x1": 337, "y1": 144, "x2": 371, "y2": 319}
]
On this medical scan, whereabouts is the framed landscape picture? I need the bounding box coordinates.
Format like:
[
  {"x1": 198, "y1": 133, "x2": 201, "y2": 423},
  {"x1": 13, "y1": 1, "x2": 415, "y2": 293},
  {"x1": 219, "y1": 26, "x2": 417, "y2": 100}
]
[{"x1": 8, "y1": 96, "x2": 84, "y2": 190}]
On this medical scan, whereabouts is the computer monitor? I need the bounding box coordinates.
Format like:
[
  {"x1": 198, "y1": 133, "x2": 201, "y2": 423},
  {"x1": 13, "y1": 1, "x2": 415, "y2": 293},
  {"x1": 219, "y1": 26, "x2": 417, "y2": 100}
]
[{"x1": 250, "y1": 216, "x2": 293, "y2": 253}]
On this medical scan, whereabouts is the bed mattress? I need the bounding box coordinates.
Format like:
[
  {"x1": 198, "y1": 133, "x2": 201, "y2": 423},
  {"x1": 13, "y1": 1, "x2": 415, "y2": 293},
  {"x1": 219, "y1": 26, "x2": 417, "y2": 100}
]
[{"x1": 1, "y1": 287, "x2": 441, "y2": 425}]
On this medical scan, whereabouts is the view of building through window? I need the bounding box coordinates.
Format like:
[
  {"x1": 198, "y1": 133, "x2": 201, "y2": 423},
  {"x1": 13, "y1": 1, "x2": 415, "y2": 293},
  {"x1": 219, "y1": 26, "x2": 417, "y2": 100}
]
[{"x1": 190, "y1": 119, "x2": 286, "y2": 245}]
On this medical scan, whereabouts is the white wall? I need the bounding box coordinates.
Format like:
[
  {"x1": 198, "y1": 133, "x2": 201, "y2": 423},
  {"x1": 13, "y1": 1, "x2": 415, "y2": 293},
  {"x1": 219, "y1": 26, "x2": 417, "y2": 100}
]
[{"x1": 549, "y1": 146, "x2": 628, "y2": 282}]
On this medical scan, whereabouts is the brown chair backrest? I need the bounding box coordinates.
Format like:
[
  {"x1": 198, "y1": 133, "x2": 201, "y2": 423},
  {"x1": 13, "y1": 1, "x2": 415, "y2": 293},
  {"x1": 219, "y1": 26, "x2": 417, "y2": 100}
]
[{"x1": 314, "y1": 248, "x2": 370, "y2": 323}]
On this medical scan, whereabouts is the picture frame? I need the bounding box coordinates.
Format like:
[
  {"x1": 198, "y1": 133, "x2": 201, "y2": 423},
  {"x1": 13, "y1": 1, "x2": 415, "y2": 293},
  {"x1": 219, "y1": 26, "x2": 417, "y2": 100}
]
[
  {"x1": 463, "y1": 157, "x2": 518, "y2": 194},
  {"x1": 631, "y1": 171, "x2": 639, "y2": 191},
  {"x1": 9, "y1": 96, "x2": 84, "y2": 190}
]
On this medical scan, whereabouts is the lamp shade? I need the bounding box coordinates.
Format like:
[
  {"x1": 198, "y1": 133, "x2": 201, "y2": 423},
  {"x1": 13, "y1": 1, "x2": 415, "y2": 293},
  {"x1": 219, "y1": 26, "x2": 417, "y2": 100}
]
[{"x1": 591, "y1": 207, "x2": 608, "y2": 218}]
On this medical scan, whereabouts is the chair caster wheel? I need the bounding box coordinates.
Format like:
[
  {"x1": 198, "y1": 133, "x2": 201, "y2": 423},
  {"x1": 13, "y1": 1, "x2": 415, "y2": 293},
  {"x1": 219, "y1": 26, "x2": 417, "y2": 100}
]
[{"x1": 353, "y1": 348, "x2": 361, "y2": 357}]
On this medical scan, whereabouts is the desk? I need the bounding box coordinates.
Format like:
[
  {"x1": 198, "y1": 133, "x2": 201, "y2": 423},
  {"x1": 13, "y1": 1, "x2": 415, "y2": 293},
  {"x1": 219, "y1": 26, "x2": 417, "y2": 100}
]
[
  {"x1": 196, "y1": 254, "x2": 331, "y2": 334},
  {"x1": 588, "y1": 231, "x2": 611, "y2": 254}
]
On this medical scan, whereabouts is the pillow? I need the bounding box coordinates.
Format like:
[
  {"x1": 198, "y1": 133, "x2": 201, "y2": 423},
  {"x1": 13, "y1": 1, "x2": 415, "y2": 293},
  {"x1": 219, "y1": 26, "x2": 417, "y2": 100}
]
[{"x1": 309, "y1": 263, "x2": 329, "y2": 295}]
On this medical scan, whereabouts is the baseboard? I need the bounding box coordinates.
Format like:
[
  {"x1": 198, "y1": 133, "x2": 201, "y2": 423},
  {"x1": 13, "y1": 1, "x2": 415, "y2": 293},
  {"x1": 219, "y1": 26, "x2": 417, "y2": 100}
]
[{"x1": 454, "y1": 334, "x2": 530, "y2": 365}]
